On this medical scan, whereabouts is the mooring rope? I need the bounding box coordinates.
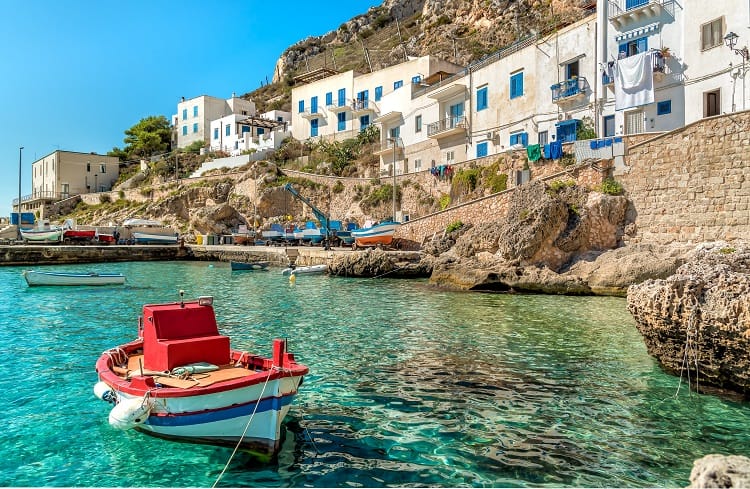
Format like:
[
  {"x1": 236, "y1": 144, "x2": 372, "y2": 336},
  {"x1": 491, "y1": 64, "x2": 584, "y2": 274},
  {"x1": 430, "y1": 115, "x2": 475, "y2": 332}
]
[{"x1": 674, "y1": 295, "x2": 701, "y2": 397}]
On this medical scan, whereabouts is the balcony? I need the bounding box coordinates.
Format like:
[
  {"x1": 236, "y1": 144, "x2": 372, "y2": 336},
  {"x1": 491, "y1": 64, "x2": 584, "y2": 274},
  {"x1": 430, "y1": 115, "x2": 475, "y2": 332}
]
[
  {"x1": 326, "y1": 102, "x2": 348, "y2": 114},
  {"x1": 373, "y1": 139, "x2": 405, "y2": 157},
  {"x1": 427, "y1": 83, "x2": 467, "y2": 101},
  {"x1": 550, "y1": 77, "x2": 589, "y2": 104},
  {"x1": 608, "y1": 0, "x2": 666, "y2": 29},
  {"x1": 350, "y1": 99, "x2": 378, "y2": 116},
  {"x1": 427, "y1": 115, "x2": 468, "y2": 139},
  {"x1": 300, "y1": 107, "x2": 323, "y2": 120}
]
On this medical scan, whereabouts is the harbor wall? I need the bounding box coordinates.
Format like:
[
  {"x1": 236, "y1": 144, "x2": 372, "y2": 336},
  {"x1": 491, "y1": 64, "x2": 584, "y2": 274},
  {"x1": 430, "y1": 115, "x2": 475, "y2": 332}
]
[{"x1": 0, "y1": 245, "x2": 186, "y2": 266}]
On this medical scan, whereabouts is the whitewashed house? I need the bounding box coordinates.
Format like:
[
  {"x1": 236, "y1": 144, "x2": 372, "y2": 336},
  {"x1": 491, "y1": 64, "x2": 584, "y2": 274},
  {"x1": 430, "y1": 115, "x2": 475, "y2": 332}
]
[{"x1": 172, "y1": 94, "x2": 255, "y2": 149}]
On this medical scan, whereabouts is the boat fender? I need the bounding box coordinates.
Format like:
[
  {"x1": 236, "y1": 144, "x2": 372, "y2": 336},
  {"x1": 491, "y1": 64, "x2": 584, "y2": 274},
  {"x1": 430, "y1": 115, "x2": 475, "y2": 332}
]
[
  {"x1": 108, "y1": 397, "x2": 152, "y2": 430},
  {"x1": 93, "y1": 381, "x2": 117, "y2": 404}
]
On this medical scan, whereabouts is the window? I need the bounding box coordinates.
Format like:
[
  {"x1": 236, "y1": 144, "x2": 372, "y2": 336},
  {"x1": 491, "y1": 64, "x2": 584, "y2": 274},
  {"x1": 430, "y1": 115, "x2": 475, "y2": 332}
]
[
  {"x1": 411, "y1": 75, "x2": 422, "y2": 84},
  {"x1": 538, "y1": 131, "x2": 548, "y2": 147},
  {"x1": 556, "y1": 119, "x2": 578, "y2": 142},
  {"x1": 298, "y1": 100, "x2": 304, "y2": 113},
  {"x1": 375, "y1": 86, "x2": 383, "y2": 101},
  {"x1": 389, "y1": 126, "x2": 400, "y2": 139},
  {"x1": 225, "y1": 124, "x2": 230, "y2": 136},
  {"x1": 193, "y1": 105, "x2": 198, "y2": 117},
  {"x1": 356, "y1": 90, "x2": 369, "y2": 109},
  {"x1": 257, "y1": 128, "x2": 264, "y2": 135},
  {"x1": 624, "y1": 110, "x2": 644, "y2": 135},
  {"x1": 657, "y1": 100, "x2": 672, "y2": 115},
  {"x1": 182, "y1": 108, "x2": 187, "y2": 120},
  {"x1": 619, "y1": 37, "x2": 648, "y2": 58},
  {"x1": 241, "y1": 125, "x2": 250, "y2": 134},
  {"x1": 415, "y1": 114, "x2": 422, "y2": 133},
  {"x1": 701, "y1": 18, "x2": 723, "y2": 51},
  {"x1": 394, "y1": 80, "x2": 403, "y2": 90},
  {"x1": 476, "y1": 86, "x2": 488, "y2": 111},
  {"x1": 476, "y1": 142, "x2": 488, "y2": 158},
  {"x1": 86, "y1": 163, "x2": 91, "y2": 172},
  {"x1": 414, "y1": 158, "x2": 422, "y2": 171},
  {"x1": 325, "y1": 92, "x2": 333, "y2": 106},
  {"x1": 310, "y1": 118, "x2": 319, "y2": 137},
  {"x1": 445, "y1": 150, "x2": 455, "y2": 164},
  {"x1": 510, "y1": 71, "x2": 524, "y2": 99},
  {"x1": 311, "y1": 96, "x2": 318, "y2": 114},
  {"x1": 449, "y1": 102, "x2": 464, "y2": 127},
  {"x1": 565, "y1": 60, "x2": 579, "y2": 80},
  {"x1": 603, "y1": 115, "x2": 615, "y2": 137},
  {"x1": 193, "y1": 123, "x2": 198, "y2": 133},
  {"x1": 360, "y1": 115, "x2": 370, "y2": 129},
  {"x1": 338, "y1": 112, "x2": 346, "y2": 131},
  {"x1": 510, "y1": 131, "x2": 528, "y2": 147},
  {"x1": 100, "y1": 164, "x2": 106, "y2": 173},
  {"x1": 214, "y1": 128, "x2": 219, "y2": 139},
  {"x1": 338, "y1": 88, "x2": 346, "y2": 107},
  {"x1": 182, "y1": 125, "x2": 187, "y2": 136},
  {"x1": 704, "y1": 90, "x2": 721, "y2": 117},
  {"x1": 625, "y1": 0, "x2": 648, "y2": 8}
]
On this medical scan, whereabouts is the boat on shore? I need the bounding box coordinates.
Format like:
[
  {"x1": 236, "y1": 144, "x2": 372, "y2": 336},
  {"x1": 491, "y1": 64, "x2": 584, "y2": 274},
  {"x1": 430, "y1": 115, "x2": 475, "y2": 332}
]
[
  {"x1": 62, "y1": 219, "x2": 96, "y2": 243},
  {"x1": 351, "y1": 220, "x2": 400, "y2": 249},
  {"x1": 20, "y1": 219, "x2": 63, "y2": 243},
  {"x1": 132, "y1": 232, "x2": 179, "y2": 245},
  {"x1": 230, "y1": 260, "x2": 270, "y2": 271},
  {"x1": 93, "y1": 293, "x2": 308, "y2": 457},
  {"x1": 23, "y1": 270, "x2": 126, "y2": 286}
]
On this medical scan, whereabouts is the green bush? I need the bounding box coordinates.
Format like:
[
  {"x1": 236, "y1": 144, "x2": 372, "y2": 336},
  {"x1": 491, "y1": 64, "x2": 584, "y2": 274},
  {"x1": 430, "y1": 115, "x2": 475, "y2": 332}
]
[
  {"x1": 548, "y1": 179, "x2": 576, "y2": 193},
  {"x1": 487, "y1": 173, "x2": 508, "y2": 193},
  {"x1": 332, "y1": 181, "x2": 345, "y2": 194},
  {"x1": 99, "y1": 194, "x2": 112, "y2": 204},
  {"x1": 439, "y1": 194, "x2": 451, "y2": 210},
  {"x1": 598, "y1": 177, "x2": 624, "y2": 196},
  {"x1": 446, "y1": 220, "x2": 463, "y2": 233}
]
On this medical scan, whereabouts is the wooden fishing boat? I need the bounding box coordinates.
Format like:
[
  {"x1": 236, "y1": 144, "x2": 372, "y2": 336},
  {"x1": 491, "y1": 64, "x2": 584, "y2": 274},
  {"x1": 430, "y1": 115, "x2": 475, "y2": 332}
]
[
  {"x1": 281, "y1": 264, "x2": 327, "y2": 276},
  {"x1": 230, "y1": 261, "x2": 270, "y2": 271},
  {"x1": 23, "y1": 270, "x2": 126, "y2": 286},
  {"x1": 93, "y1": 293, "x2": 308, "y2": 457},
  {"x1": 351, "y1": 220, "x2": 400, "y2": 249},
  {"x1": 132, "y1": 232, "x2": 179, "y2": 244},
  {"x1": 20, "y1": 219, "x2": 63, "y2": 243}
]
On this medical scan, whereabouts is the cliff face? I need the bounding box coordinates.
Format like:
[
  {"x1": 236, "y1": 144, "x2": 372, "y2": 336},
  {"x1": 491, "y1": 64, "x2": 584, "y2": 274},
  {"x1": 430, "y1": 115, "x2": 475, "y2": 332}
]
[
  {"x1": 627, "y1": 242, "x2": 750, "y2": 396},
  {"x1": 272, "y1": 0, "x2": 591, "y2": 83}
]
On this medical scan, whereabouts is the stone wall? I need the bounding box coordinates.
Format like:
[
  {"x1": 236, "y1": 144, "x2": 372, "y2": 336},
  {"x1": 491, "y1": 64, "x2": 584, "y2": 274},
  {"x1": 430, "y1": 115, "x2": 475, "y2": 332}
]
[{"x1": 616, "y1": 110, "x2": 750, "y2": 245}]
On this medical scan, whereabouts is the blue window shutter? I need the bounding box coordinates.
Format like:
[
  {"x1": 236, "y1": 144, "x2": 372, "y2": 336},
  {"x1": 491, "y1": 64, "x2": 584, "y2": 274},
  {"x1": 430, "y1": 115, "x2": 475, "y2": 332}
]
[
  {"x1": 182, "y1": 126, "x2": 187, "y2": 135},
  {"x1": 311, "y1": 96, "x2": 318, "y2": 113},
  {"x1": 477, "y1": 142, "x2": 488, "y2": 158},
  {"x1": 257, "y1": 128, "x2": 264, "y2": 135},
  {"x1": 375, "y1": 86, "x2": 382, "y2": 101},
  {"x1": 213, "y1": 128, "x2": 218, "y2": 139},
  {"x1": 637, "y1": 37, "x2": 648, "y2": 53},
  {"x1": 225, "y1": 124, "x2": 230, "y2": 136},
  {"x1": 360, "y1": 115, "x2": 370, "y2": 129},
  {"x1": 182, "y1": 109, "x2": 187, "y2": 120},
  {"x1": 477, "y1": 87, "x2": 488, "y2": 111},
  {"x1": 618, "y1": 42, "x2": 627, "y2": 57},
  {"x1": 338, "y1": 112, "x2": 346, "y2": 131},
  {"x1": 338, "y1": 88, "x2": 346, "y2": 106},
  {"x1": 298, "y1": 100, "x2": 304, "y2": 113},
  {"x1": 311, "y1": 118, "x2": 318, "y2": 137},
  {"x1": 326, "y1": 92, "x2": 332, "y2": 105},
  {"x1": 521, "y1": 132, "x2": 528, "y2": 147}
]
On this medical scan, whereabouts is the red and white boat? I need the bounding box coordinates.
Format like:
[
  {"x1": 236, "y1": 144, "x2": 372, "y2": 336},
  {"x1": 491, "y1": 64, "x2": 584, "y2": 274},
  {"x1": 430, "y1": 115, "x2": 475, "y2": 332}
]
[
  {"x1": 62, "y1": 220, "x2": 96, "y2": 243},
  {"x1": 93, "y1": 294, "x2": 308, "y2": 457},
  {"x1": 351, "y1": 220, "x2": 400, "y2": 249}
]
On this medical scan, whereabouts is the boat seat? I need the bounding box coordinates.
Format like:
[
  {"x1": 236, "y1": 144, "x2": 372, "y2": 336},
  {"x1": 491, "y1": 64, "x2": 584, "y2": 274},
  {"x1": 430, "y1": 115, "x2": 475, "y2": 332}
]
[{"x1": 142, "y1": 303, "x2": 231, "y2": 372}]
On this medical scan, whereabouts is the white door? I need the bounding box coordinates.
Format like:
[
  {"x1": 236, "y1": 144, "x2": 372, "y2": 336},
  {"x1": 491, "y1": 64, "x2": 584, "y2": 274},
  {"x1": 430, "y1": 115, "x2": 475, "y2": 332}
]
[{"x1": 624, "y1": 110, "x2": 644, "y2": 135}]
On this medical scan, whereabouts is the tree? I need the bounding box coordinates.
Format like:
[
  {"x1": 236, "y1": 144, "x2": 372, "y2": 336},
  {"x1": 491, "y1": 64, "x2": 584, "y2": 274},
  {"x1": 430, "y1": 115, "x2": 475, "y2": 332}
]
[{"x1": 109, "y1": 115, "x2": 172, "y2": 160}]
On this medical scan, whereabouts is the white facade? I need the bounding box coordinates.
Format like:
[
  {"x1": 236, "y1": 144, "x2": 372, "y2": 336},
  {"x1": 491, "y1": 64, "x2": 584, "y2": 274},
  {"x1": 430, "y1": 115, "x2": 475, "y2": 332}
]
[
  {"x1": 209, "y1": 110, "x2": 291, "y2": 156},
  {"x1": 597, "y1": 0, "x2": 750, "y2": 136},
  {"x1": 173, "y1": 95, "x2": 256, "y2": 148}
]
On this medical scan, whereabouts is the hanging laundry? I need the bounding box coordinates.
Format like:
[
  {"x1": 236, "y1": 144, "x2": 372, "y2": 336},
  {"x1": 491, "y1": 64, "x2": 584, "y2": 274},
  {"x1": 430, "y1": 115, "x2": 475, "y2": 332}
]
[
  {"x1": 614, "y1": 51, "x2": 654, "y2": 111},
  {"x1": 543, "y1": 144, "x2": 551, "y2": 159},
  {"x1": 549, "y1": 141, "x2": 563, "y2": 160},
  {"x1": 526, "y1": 144, "x2": 541, "y2": 162}
]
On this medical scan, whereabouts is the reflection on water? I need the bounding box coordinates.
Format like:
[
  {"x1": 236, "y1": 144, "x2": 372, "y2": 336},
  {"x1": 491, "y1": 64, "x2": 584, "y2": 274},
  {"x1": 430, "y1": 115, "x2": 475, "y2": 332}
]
[{"x1": 0, "y1": 261, "x2": 748, "y2": 487}]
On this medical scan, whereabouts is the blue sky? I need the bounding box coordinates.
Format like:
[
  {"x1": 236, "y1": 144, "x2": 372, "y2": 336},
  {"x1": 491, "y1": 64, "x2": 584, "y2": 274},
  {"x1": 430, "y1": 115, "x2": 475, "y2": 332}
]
[{"x1": 0, "y1": 0, "x2": 379, "y2": 217}]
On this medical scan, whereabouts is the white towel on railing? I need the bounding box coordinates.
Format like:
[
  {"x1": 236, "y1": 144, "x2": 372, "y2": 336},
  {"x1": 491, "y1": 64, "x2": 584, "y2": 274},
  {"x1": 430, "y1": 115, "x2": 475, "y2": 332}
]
[{"x1": 614, "y1": 51, "x2": 654, "y2": 111}]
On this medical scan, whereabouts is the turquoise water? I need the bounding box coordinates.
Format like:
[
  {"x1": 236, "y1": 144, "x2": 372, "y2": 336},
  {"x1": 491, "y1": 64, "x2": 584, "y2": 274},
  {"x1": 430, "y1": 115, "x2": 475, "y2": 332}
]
[{"x1": 1, "y1": 261, "x2": 748, "y2": 487}]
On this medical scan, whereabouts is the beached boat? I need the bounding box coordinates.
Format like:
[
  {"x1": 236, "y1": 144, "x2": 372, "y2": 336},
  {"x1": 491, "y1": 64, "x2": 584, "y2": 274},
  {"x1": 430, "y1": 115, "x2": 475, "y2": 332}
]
[
  {"x1": 230, "y1": 261, "x2": 270, "y2": 271},
  {"x1": 261, "y1": 223, "x2": 285, "y2": 244},
  {"x1": 62, "y1": 219, "x2": 96, "y2": 243},
  {"x1": 23, "y1": 270, "x2": 126, "y2": 286},
  {"x1": 20, "y1": 219, "x2": 63, "y2": 243},
  {"x1": 132, "y1": 232, "x2": 179, "y2": 244},
  {"x1": 93, "y1": 294, "x2": 308, "y2": 456},
  {"x1": 281, "y1": 264, "x2": 327, "y2": 276},
  {"x1": 350, "y1": 220, "x2": 400, "y2": 249}
]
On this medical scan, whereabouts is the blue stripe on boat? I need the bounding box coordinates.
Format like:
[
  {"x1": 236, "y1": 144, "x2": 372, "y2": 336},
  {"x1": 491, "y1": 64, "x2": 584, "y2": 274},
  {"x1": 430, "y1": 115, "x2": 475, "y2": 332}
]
[{"x1": 145, "y1": 394, "x2": 294, "y2": 427}]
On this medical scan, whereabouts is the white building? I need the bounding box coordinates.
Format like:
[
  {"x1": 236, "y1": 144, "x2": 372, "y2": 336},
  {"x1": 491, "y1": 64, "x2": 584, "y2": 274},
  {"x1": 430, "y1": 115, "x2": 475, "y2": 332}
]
[
  {"x1": 209, "y1": 110, "x2": 291, "y2": 156},
  {"x1": 597, "y1": 0, "x2": 750, "y2": 136},
  {"x1": 173, "y1": 94, "x2": 256, "y2": 149}
]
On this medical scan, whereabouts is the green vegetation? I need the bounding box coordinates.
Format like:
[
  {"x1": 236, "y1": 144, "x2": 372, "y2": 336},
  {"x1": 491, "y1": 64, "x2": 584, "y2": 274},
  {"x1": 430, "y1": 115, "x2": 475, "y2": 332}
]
[
  {"x1": 719, "y1": 247, "x2": 736, "y2": 254},
  {"x1": 360, "y1": 183, "x2": 400, "y2": 211},
  {"x1": 108, "y1": 115, "x2": 172, "y2": 161},
  {"x1": 547, "y1": 179, "x2": 576, "y2": 193},
  {"x1": 576, "y1": 116, "x2": 597, "y2": 141},
  {"x1": 439, "y1": 194, "x2": 451, "y2": 210},
  {"x1": 446, "y1": 220, "x2": 464, "y2": 233},
  {"x1": 332, "y1": 181, "x2": 345, "y2": 194},
  {"x1": 452, "y1": 167, "x2": 481, "y2": 193},
  {"x1": 598, "y1": 177, "x2": 624, "y2": 196}
]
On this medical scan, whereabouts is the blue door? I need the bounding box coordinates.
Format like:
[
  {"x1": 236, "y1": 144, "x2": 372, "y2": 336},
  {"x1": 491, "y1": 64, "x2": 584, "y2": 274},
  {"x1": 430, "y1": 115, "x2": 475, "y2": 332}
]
[
  {"x1": 337, "y1": 88, "x2": 346, "y2": 107},
  {"x1": 357, "y1": 90, "x2": 369, "y2": 109},
  {"x1": 310, "y1": 119, "x2": 318, "y2": 137},
  {"x1": 449, "y1": 103, "x2": 464, "y2": 127},
  {"x1": 360, "y1": 115, "x2": 370, "y2": 130}
]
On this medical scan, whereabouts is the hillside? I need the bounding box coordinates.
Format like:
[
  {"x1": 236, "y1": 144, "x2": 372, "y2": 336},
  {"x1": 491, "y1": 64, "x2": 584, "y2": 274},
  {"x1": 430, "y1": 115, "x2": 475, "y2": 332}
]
[{"x1": 247, "y1": 0, "x2": 594, "y2": 112}]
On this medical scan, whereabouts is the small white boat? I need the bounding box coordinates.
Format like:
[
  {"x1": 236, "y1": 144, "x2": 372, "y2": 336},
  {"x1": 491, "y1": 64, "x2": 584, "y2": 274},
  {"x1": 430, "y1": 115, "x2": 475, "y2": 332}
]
[
  {"x1": 93, "y1": 293, "x2": 308, "y2": 457},
  {"x1": 281, "y1": 264, "x2": 328, "y2": 276},
  {"x1": 23, "y1": 270, "x2": 126, "y2": 286},
  {"x1": 351, "y1": 220, "x2": 400, "y2": 249},
  {"x1": 132, "y1": 232, "x2": 179, "y2": 244},
  {"x1": 20, "y1": 219, "x2": 63, "y2": 243}
]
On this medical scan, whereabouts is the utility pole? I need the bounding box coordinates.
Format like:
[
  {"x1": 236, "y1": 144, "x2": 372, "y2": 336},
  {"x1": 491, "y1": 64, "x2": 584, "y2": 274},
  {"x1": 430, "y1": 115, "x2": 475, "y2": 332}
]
[{"x1": 17, "y1": 146, "x2": 23, "y2": 240}]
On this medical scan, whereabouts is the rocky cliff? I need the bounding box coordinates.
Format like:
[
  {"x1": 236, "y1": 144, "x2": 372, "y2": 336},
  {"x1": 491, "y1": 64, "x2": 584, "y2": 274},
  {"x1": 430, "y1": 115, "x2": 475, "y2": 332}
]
[{"x1": 627, "y1": 242, "x2": 750, "y2": 396}]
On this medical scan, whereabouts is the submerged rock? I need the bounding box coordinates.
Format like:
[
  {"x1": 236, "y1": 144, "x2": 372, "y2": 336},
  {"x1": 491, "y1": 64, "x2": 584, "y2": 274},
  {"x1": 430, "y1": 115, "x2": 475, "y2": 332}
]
[
  {"x1": 627, "y1": 242, "x2": 750, "y2": 396},
  {"x1": 688, "y1": 454, "x2": 750, "y2": 488}
]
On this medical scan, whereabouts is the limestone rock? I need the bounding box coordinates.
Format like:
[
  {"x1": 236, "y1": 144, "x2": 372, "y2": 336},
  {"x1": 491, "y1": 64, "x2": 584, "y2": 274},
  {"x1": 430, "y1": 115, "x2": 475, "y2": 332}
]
[
  {"x1": 627, "y1": 242, "x2": 750, "y2": 395},
  {"x1": 329, "y1": 248, "x2": 431, "y2": 278},
  {"x1": 688, "y1": 454, "x2": 750, "y2": 488}
]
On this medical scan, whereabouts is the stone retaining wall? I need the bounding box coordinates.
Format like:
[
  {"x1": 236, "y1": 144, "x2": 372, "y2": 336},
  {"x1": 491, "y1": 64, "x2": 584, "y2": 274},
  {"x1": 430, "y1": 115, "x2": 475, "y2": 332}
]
[{"x1": 616, "y1": 110, "x2": 750, "y2": 244}]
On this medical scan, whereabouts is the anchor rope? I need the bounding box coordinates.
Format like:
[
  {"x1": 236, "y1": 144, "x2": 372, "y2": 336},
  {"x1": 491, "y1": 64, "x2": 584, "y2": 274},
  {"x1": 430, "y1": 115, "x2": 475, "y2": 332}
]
[{"x1": 674, "y1": 294, "x2": 701, "y2": 397}]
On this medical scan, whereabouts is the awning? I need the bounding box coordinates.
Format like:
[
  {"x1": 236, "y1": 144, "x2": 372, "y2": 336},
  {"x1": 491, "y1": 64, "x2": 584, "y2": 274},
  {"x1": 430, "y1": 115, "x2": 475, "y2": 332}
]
[{"x1": 615, "y1": 22, "x2": 660, "y2": 42}]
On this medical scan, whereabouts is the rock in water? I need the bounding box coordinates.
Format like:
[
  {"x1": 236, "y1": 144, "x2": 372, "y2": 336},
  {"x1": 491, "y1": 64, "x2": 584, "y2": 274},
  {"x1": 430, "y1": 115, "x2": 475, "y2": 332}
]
[{"x1": 688, "y1": 454, "x2": 750, "y2": 488}]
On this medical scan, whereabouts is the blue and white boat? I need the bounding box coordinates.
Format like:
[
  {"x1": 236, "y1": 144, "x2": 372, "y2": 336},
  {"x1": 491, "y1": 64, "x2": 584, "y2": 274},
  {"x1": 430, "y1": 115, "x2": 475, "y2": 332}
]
[
  {"x1": 23, "y1": 270, "x2": 126, "y2": 286},
  {"x1": 132, "y1": 232, "x2": 179, "y2": 244},
  {"x1": 351, "y1": 220, "x2": 400, "y2": 249}
]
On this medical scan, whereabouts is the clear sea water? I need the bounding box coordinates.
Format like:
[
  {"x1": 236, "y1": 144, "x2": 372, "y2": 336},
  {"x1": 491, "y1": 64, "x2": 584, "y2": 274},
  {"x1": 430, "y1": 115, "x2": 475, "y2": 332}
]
[{"x1": 1, "y1": 260, "x2": 748, "y2": 487}]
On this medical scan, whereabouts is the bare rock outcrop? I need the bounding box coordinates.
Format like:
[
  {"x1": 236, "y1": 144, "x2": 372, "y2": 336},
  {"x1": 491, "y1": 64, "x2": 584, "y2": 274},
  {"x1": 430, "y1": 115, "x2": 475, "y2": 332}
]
[
  {"x1": 329, "y1": 248, "x2": 432, "y2": 278},
  {"x1": 627, "y1": 242, "x2": 750, "y2": 395},
  {"x1": 688, "y1": 455, "x2": 750, "y2": 488}
]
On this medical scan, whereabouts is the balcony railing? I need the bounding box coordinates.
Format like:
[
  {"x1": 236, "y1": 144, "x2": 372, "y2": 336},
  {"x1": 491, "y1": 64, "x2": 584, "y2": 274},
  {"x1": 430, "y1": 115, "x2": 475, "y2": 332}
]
[
  {"x1": 608, "y1": 0, "x2": 667, "y2": 26},
  {"x1": 550, "y1": 77, "x2": 589, "y2": 103},
  {"x1": 13, "y1": 191, "x2": 70, "y2": 206},
  {"x1": 427, "y1": 115, "x2": 467, "y2": 137}
]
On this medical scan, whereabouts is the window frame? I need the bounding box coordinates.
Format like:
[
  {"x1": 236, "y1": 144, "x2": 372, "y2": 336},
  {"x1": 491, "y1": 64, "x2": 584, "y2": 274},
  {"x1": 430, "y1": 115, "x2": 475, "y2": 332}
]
[
  {"x1": 476, "y1": 85, "x2": 488, "y2": 111},
  {"x1": 510, "y1": 71, "x2": 524, "y2": 99},
  {"x1": 415, "y1": 114, "x2": 422, "y2": 133},
  {"x1": 394, "y1": 80, "x2": 403, "y2": 90},
  {"x1": 476, "y1": 142, "x2": 488, "y2": 158},
  {"x1": 337, "y1": 112, "x2": 346, "y2": 131},
  {"x1": 656, "y1": 100, "x2": 672, "y2": 115},
  {"x1": 192, "y1": 123, "x2": 198, "y2": 134},
  {"x1": 701, "y1": 18, "x2": 724, "y2": 51}
]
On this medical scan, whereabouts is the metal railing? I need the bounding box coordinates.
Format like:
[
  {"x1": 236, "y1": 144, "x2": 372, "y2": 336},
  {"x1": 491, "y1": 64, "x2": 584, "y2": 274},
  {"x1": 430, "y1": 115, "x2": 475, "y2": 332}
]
[
  {"x1": 608, "y1": 0, "x2": 666, "y2": 19},
  {"x1": 550, "y1": 77, "x2": 589, "y2": 102},
  {"x1": 426, "y1": 115, "x2": 467, "y2": 137},
  {"x1": 13, "y1": 191, "x2": 69, "y2": 206}
]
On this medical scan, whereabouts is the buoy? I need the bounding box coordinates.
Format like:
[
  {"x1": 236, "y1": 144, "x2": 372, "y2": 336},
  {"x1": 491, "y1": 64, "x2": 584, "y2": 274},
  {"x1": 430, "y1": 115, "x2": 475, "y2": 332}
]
[
  {"x1": 108, "y1": 397, "x2": 152, "y2": 430},
  {"x1": 93, "y1": 381, "x2": 117, "y2": 404},
  {"x1": 289, "y1": 274, "x2": 296, "y2": 285}
]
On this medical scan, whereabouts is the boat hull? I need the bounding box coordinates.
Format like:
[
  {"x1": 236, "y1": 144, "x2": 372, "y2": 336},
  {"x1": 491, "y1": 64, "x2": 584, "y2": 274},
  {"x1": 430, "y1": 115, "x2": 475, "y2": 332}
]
[
  {"x1": 132, "y1": 232, "x2": 179, "y2": 244},
  {"x1": 281, "y1": 264, "x2": 327, "y2": 275},
  {"x1": 63, "y1": 229, "x2": 96, "y2": 242},
  {"x1": 351, "y1": 222, "x2": 399, "y2": 247},
  {"x1": 23, "y1": 270, "x2": 125, "y2": 286},
  {"x1": 20, "y1": 228, "x2": 63, "y2": 242},
  {"x1": 230, "y1": 261, "x2": 269, "y2": 271}
]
